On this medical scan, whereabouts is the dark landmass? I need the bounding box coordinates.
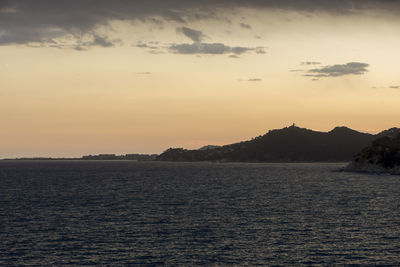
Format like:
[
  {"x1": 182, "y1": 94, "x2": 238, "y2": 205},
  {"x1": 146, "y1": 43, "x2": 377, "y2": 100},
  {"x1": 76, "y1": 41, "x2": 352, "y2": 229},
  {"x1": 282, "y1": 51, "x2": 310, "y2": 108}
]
[
  {"x1": 198, "y1": 145, "x2": 221, "y2": 151},
  {"x1": 344, "y1": 129, "x2": 400, "y2": 174},
  {"x1": 4, "y1": 125, "x2": 400, "y2": 164},
  {"x1": 3, "y1": 154, "x2": 158, "y2": 161},
  {"x1": 158, "y1": 125, "x2": 378, "y2": 162}
]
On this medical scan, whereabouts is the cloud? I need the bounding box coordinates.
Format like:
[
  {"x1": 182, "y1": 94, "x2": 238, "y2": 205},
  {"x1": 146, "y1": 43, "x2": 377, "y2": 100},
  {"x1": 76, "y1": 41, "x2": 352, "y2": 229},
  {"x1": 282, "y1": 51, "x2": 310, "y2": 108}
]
[
  {"x1": 248, "y1": 78, "x2": 262, "y2": 81},
  {"x1": 168, "y1": 42, "x2": 262, "y2": 55},
  {"x1": 138, "y1": 25, "x2": 267, "y2": 56},
  {"x1": 137, "y1": 72, "x2": 152, "y2": 75},
  {"x1": 45, "y1": 34, "x2": 122, "y2": 50},
  {"x1": 255, "y1": 47, "x2": 266, "y2": 54},
  {"x1": 170, "y1": 43, "x2": 238, "y2": 54},
  {"x1": 372, "y1": 85, "x2": 400, "y2": 89},
  {"x1": 1, "y1": 1, "x2": 400, "y2": 47},
  {"x1": 301, "y1": 61, "x2": 320, "y2": 65},
  {"x1": 75, "y1": 35, "x2": 121, "y2": 50},
  {"x1": 135, "y1": 41, "x2": 160, "y2": 50},
  {"x1": 135, "y1": 32, "x2": 265, "y2": 57},
  {"x1": 136, "y1": 43, "x2": 148, "y2": 48},
  {"x1": 177, "y1": 27, "x2": 205, "y2": 42},
  {"x1": 90, "y1": 35, "x2": 117, "y2": 47},
  {"x1": 240, "y1": 23, "x2": 252, "y2": 29},
  {"x1": 231, "y1": 46, "x2": 252, "y2": 54},
  {"x1": 305, "y1": 62, "x2": 369, "y2": 78}
]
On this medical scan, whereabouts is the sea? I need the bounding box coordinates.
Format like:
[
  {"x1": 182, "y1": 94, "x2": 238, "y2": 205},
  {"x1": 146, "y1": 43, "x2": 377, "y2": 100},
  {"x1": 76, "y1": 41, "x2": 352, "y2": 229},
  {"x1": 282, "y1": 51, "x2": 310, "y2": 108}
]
[{"x1": 1, "y1": 161, "x2": 400, "y2": 266}]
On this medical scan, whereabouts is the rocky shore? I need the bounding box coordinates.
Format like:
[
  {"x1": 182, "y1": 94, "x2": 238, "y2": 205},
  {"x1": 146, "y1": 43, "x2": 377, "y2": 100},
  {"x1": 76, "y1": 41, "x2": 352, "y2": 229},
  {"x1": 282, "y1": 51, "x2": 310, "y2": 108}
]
[{"x1": 344, "y1": 133, "x2": 400, "y2": 175}]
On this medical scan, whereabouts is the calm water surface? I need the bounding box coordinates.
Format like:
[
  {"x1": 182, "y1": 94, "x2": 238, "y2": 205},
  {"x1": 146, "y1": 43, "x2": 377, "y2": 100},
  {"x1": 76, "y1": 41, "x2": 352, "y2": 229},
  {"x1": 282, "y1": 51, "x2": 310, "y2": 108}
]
[{"x1": 1, "y1": 161, "x2": 400, "y2": 265}]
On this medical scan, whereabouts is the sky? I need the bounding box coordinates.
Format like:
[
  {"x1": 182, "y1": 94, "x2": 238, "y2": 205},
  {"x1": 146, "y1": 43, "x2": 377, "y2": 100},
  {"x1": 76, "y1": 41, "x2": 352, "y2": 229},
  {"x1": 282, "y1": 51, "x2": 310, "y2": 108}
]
[{"x1": 1, "y1": 0, "x2": 400, "y2": 158}]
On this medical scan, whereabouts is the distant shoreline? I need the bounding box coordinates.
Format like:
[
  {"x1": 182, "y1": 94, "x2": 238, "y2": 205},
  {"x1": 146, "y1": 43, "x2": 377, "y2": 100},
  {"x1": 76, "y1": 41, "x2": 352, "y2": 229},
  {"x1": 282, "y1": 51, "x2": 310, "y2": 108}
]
[
  {"x1": 0, "y1": 158, "x2": 348, "y2": 164},
  {"x1": 1, "y1": 153, "x2": 158, "y2": 161}
]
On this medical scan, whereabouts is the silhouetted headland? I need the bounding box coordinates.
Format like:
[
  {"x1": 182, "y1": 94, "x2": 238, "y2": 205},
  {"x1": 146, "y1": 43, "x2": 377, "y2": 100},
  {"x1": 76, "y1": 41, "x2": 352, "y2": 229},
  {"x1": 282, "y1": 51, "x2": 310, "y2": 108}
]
[
  {"x1": 158, "y1": 125, "x2": 378, "y2": 162},
  {"x1": 344, "y1": 128, "x2": 400, "y2": 174}
]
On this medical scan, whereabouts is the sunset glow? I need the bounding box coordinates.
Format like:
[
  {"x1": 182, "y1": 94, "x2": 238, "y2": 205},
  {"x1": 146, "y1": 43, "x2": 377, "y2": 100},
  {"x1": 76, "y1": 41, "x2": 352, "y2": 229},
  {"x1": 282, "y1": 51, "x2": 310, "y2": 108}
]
[{"x1": 1, "y1": 1, "x2": 400, "y2": 158}]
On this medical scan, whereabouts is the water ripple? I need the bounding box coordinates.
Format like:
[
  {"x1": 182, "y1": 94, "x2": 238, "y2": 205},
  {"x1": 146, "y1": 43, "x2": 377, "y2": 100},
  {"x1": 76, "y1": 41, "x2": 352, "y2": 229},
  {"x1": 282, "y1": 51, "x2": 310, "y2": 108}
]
[{"x1": 1, "y1": 161, "x2": 400, "y2": 265}]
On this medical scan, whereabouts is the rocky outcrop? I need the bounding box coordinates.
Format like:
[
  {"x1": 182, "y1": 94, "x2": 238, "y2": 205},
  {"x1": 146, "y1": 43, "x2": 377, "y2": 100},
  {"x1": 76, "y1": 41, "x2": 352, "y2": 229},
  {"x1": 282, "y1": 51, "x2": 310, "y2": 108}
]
[{"x1": 344, "y1": 134, "x2": 400, "y2": 174}]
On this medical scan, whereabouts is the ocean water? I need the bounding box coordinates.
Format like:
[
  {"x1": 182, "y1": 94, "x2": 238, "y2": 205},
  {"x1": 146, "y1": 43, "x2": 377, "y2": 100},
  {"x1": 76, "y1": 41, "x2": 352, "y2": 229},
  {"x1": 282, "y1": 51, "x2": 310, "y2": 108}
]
[{"x1": 1, "y1": 161, "x2": 400, "y2": 266}]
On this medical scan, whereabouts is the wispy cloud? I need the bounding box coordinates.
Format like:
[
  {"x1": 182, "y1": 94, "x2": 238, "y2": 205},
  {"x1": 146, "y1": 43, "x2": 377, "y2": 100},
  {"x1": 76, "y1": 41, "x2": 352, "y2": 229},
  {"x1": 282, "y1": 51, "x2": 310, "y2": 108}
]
[
  {"x1": 290, "y1": 69, "x2": 304, "y2": 73},
  {"x1": 304, "y1": 62, "x2": 369, "y2": 78},
  {"x1": 177, "y1": 27, "x2": 206, "y2": 42},
  {"x1": 136, "y1": 27, "x2": 266, "y2": 57},
  {"x1": 169, "y1": 43, "x2": 248, "y2": 55},
  {"x1": 52, "y1": 34, "x2": 122, "y2": 50},
  {"x1": 136, "y1": 72, "x2": 152, "y2": 75},
  {"x1": 168, "y1": 43, "x2": 265, "y2": 56},
  {"x1": 301, "y1": 61, "x2": 320, "y2": 65},
  {"x1": 240, "y1": 23, "x2": 252, "y2": 30}
]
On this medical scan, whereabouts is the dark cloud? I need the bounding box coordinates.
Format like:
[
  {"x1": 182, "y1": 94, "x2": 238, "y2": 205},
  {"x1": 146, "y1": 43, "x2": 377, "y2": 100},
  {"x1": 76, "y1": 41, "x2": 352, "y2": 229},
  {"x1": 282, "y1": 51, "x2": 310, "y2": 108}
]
[
  {"x1": 75, "y1": 35, "x2": 121, "y2": 50},
  {"x1": 169, "y1": 43, "x2": 243, "y2": 55},
  {"x1": 231, "y1": 46, "x2": 252, "y2": 54},
  {"x1": 136, "y1": 41, "x2": 159, "y2": 50},
  {"x1": 46, "y1": 34, "x2": 122, "y2": 50},
  {"x1": 177, "y1": 27, "x2": 205, "y2": 42},
  {"x1": 1, "y1": 1, "x2": 399, "y2": 46},
  {"x1": 301, "y1": 61, "x2": 320, "y2": 65},
  {"x1": 248, "y1": 78, "x2": 262, "y2": 81},
  {"x1": 137, "y1": 25, "x2": 267, "y2": 56},
  {"x1": 136, "y1": 43, "x2": 148, "y2": 48},
  {"x1": 168, "y1": 42, "x2": 264, "y2": 55},
  {"x1": 305, "y1": 62, "x2": 369, "y2": 78},
  {"x1": 90, "y1": 35, "x2": 116, "y2": 47},
  {"x1": 240, "y1": 23, "x2": 252, "y2": 29},
  {"x1": 169, "y1": 43, "x2": 230, "y2": 54}
]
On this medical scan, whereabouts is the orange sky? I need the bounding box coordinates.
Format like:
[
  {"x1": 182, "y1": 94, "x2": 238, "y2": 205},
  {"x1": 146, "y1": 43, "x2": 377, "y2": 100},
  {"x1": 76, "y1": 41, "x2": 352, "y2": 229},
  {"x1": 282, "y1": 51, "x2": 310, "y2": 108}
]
[{"x1": 1, "y1": 3, "x2": 400, "y2": 158}]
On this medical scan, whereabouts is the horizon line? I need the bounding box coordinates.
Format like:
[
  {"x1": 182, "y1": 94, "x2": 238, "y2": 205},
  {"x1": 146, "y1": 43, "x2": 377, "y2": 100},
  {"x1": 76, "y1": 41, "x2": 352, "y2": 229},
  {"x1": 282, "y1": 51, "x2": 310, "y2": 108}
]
[{"x1": 1, "y1": 124, "x2": 398, "y2": 160}]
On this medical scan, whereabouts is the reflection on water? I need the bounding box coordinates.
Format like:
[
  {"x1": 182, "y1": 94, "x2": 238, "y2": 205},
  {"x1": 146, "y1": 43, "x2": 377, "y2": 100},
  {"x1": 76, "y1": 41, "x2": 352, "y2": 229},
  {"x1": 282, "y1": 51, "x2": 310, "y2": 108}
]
[{"x1": 1, "y1": 161, "x2": 400, "y2": 265}]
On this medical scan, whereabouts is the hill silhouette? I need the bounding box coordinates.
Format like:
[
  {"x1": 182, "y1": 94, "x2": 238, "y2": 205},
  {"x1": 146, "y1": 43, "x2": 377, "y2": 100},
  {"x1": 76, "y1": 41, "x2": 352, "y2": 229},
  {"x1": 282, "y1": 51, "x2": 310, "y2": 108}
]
[
  {"x1": 345, "y1": 132, "x2": 400, "y2": 174},
  {"x1": 157, "y1": 125, "x2": 377, "y2": 162}
]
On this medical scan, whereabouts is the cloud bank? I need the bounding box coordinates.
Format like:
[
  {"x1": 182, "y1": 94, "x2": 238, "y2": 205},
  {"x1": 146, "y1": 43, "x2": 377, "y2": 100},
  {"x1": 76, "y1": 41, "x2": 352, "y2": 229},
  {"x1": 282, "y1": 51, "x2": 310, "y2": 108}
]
[
  {"x1": 136, "y1": 26, "x2": 266, "y2": 56},
  {"x1": 1, "y1": 0, "x2": 399, "y2": 47}
]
